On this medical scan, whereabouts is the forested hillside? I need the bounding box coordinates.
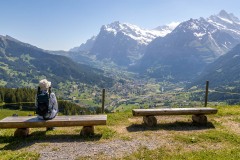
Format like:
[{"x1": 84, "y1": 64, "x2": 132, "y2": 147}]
[{"x1": 0, "y1": 35, "x2": 113, "y2": 88}]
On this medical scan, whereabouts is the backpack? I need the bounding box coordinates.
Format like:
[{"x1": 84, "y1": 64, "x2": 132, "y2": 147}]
[{"x1": 36, "y1": 87, "x2": 51, "y2": 119}]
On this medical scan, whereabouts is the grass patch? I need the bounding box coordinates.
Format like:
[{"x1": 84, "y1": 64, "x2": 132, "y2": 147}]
[
  {"x1": 123, "y1": 146, "x2": 168, "y2": 160},
  {"x1": 232, "y1": 117, "x2": 240, "y2": 122},
  {"x1": 174, "y1": 129, "x2": 240, "y2": 144},
  {"x1": 0, "y1": 109, "x2": 32, "y2": 120},
  {"x1": 107, "y1": 111, "x2": 132, "y2": 126},
  {"x1": 0, "y1": 150, "x2": 39, "y2": 160},
  {"x1": 96, "y1": 126, "x2": 116, "y2": 139},
  {"x1": 216, "y1": 105, "x2": 240, "y2": 116},
  {"x1": 177, "y1": 147, "x2": 240, "y2": 160},
  {"x1": 199, "y1": 130, "x2": 240, "y2": 144},
  {"x1": 119, "y1": 135, "x2": 132, "y2": 141},
  {"x1": 123, "y1": 146, "x2": 240, "y2": 160}
]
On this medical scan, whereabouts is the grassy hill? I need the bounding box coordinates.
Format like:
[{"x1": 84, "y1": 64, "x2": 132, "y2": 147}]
[
  {"x1": 0, "y1": 35, "x2": 113, "y2": 88},
  {"x1": 0, "y1": 106, "x2": 240, "y2": 159}
]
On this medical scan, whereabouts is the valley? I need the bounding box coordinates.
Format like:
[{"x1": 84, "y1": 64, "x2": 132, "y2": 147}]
[{"x1": 55, "y1": 68, "x2": 234, "y2": 114}]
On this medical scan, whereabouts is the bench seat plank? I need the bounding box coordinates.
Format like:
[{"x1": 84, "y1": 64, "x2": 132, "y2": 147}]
[
  {"x1": 0, "y1": 115, "x2": 107, "y2": 128},
  {"x1": 132, "y1": 108, "x2": 218, "y2": 116}
]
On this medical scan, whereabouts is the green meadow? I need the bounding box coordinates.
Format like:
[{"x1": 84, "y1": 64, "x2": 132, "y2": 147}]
[{"x1": 0, "y1": 105, "x2": 240, "y2": 159}]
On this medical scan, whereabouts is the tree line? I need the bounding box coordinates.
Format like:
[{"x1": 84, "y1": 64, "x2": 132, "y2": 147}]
[
  {"x1": 58, "y1": 100, "x2": 89, "y2": 115},
  {"x1": 0, "y1": 87, "x2": 35, "y2": 103},
  {"x1": 0, "y1": 87, "x2": 95, "y2": 115}
]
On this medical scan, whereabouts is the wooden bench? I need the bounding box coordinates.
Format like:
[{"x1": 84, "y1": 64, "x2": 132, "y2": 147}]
[
  {"x1": 0, "y1": 115, "x2": 107, "y2": 137},
  {"x1": 132, "y1": 107, "x2": 218, "y2": 126}
]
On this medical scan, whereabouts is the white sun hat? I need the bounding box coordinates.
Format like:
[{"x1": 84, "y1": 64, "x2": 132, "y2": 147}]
[{"x1": 39, "y1": 79, "x2": 51, "y2": 90}]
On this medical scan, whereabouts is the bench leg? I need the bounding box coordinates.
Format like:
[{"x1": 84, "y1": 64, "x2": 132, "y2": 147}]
[
  {"x1": 192, "y1": 114, "x2": 207, "y2": 124},
  {"x1": 143, "y1": 116, "x2": 157, "y2": 127},
  {"x1": 80, "y1": 126, "x2": 94, "y2": 136},
  {"x1": 14, "y1": 128, "x2": 30, "y2": 137}
]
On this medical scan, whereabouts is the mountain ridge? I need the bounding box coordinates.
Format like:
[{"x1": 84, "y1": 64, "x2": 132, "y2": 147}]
[
  {"x1": 68, "y1": 10, "x2": 240, "y2": 78},
  {"x1": 69, "y1": 21, "x2": 179, "y2": 66},
  {"x1": 133, "y1": 10, "x2": 240, "y2": 82}
]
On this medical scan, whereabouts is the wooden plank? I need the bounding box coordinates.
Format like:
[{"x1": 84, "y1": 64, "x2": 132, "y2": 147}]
[
  {"x1": 0, "y1": 115, "x2": 107, "y2": 128},
  {"x1": 132, "y1": 108, "x2": 218, "y2": 116}
]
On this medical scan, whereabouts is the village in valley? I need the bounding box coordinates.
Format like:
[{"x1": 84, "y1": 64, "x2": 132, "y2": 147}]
[{"x1": 57, "y1": 71, "x2": 222, "y2": 114}]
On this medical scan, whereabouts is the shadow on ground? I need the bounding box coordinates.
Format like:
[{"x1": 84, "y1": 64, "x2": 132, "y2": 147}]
[
  {"x1": 0, "y1": 130, "x2": 102, "y2": 151},
  {"x1": 126, "y1": 121, "x2": 215, "y2": 132}
]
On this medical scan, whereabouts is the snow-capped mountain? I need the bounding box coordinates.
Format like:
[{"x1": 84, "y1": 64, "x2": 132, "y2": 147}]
[
  {"x1": 154, "y1": 22, "x2": 180, "y2": 35},
  {"x1": 68, "y1": 10, "x2": 240, "y2": 83},
  {"x1": 135, "y1": 11, "x2": 240, "y2": 82},
  {"x1": 70, "y1": 21, "x2": 178, "y2": 66},
  {"x1": 97, "y1": 21, "x2": 179, "y2": 45},
  {"x1": 207, "y1": 10, "x2": 240, "y2": 40},
  {"x1": 173, "y1": 17, "x2": 239, "y2": 58},
  {"x1": 101, "y1": 21, "x2": 164, "y2": 45}
]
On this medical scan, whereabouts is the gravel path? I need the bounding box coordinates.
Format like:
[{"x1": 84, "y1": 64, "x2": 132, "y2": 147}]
[{"x1": 28, "y1": 138, "x2": 170, "y2": 160}]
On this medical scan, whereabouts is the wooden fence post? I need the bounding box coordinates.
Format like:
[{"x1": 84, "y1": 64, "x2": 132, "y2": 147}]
[
  {"x1": 204, "y1": 81, "x2": 209, "y2": 107},
  {"x1": 102, "y1": 89, "x2": 105, "y2": 113}
]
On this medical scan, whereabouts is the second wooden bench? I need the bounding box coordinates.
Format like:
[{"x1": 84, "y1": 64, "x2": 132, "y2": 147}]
[{"x1": 132, "y1": 107, "x2": 218, "y2": 126}]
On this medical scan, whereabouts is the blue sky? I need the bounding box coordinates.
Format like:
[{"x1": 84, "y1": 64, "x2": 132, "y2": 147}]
[{"x1": 1, "y1": 0, "x2": 239, "y2": 51}]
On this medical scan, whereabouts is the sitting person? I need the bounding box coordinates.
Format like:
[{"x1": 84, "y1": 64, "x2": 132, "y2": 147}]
[{"x1": 35, "y1": 79, "x2": 58, "y2": 130}]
